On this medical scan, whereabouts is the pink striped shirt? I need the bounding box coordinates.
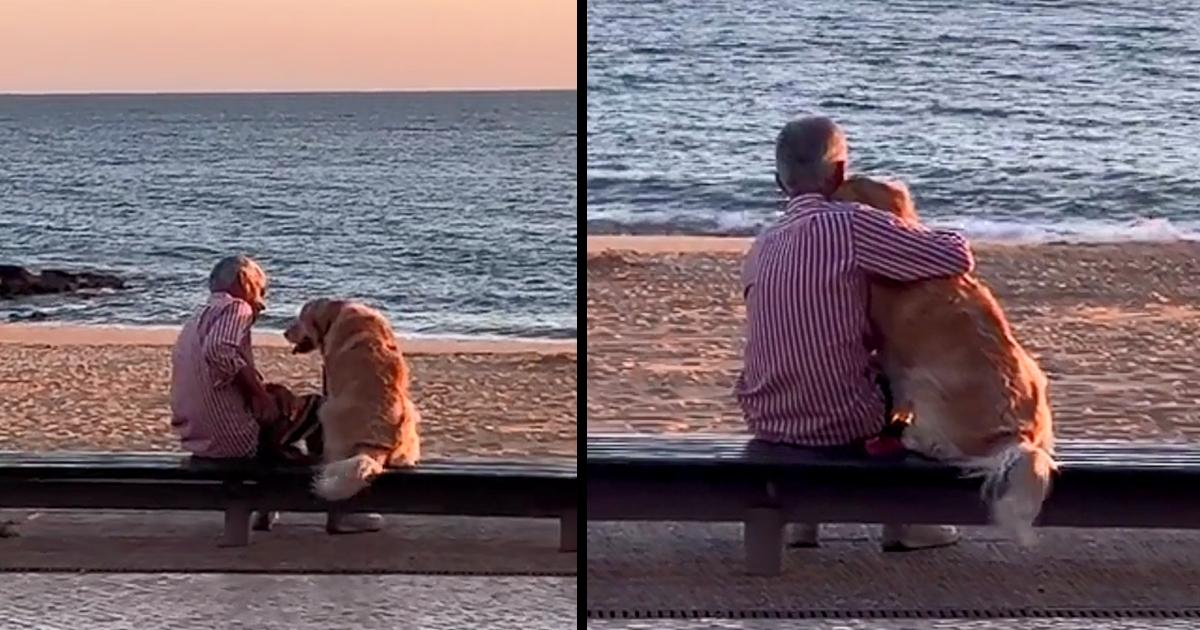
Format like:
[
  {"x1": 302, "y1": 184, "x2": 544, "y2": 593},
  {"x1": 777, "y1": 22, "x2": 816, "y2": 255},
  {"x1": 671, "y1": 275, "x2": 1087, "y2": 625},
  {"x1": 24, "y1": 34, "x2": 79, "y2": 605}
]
[
  {"x1": 736, "y1": 193, "x2": 974, "y2": 446},
  {"x1": 169, "y1": 292, "x2": 260, "y2": 458}
]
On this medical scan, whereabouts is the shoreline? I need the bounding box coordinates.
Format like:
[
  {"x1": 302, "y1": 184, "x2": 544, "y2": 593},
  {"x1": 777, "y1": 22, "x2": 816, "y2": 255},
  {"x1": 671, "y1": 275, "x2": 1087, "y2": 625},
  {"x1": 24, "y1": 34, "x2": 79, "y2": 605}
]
[
  {"x1": 0, "y1": 323, "x2": 575, "y2": 355},
  {"x1": 586, "y1": 234, "x2": 1194, "y2": 254}
]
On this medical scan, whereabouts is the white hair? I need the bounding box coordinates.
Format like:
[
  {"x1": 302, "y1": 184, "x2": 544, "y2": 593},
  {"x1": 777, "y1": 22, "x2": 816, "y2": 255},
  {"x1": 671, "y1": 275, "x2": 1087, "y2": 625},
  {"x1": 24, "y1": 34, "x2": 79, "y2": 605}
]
[
  {"x1": 775, "y1": 116, "x2": 848, "y2": 193},
  {"x1": 208, "y1": 255, "x2": 265, "y2": 294}
]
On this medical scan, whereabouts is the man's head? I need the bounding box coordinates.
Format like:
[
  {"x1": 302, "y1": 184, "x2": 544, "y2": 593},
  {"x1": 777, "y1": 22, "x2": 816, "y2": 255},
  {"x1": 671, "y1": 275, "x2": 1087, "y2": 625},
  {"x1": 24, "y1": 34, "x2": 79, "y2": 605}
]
[
  {"x1": 775, "y1": 116, "x2": 848, "y2": 198},
  {"x1": 209, "y1": 255, "x2": 268, "y2": 316}
]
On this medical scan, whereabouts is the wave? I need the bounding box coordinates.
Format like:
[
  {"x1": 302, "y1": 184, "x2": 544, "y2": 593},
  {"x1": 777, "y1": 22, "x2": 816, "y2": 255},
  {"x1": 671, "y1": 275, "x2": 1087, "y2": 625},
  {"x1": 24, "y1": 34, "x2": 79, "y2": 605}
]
[
  {"x1": 587, "y1": 211, "x2": 1200, "y2": 244},
  {"x1": 932, "y1": 216, "x2": 1200, "y2": 244},
  {"x1": 0, "y1": 321, "x2": 574, "y2": 345}
]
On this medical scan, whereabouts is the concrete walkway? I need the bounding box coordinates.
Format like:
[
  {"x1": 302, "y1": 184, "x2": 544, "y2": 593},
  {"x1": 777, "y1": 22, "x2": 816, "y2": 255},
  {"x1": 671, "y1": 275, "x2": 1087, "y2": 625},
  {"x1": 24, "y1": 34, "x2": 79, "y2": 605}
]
[
  {"x1": 1, "y1": 510, "x2": 576, "y2": 628},
  {"x1": 0, "y1": 509, "x2": 573, "y2": 574},
  {"x1": 587, "y1": 621, "x2": 1194, "y2": 630},
  {"x1": 587, "y1": 522, "x2": 1200, "y2": 621},
  {"x1": 6, "y1": 573, "x2": 576, "y2": 630}
]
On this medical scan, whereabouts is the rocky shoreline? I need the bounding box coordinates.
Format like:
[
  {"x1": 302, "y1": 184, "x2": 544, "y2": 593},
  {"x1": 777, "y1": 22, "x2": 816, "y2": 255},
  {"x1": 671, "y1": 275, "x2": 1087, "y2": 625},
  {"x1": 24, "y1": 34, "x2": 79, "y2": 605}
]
[{"x1": 0, "y1": 265, "x2": 125, "y2": 299}]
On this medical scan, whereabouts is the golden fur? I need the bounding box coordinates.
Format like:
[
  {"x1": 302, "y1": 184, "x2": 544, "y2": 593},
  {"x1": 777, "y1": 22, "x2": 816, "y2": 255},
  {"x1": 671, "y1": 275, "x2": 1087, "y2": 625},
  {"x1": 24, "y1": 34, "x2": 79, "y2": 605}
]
[
  {"x1": 834, "y1": 175, "x2": 1056, "y2": 544},
  {"x1": 284, "y1": 298, "x2": 421, "y2": 500}
]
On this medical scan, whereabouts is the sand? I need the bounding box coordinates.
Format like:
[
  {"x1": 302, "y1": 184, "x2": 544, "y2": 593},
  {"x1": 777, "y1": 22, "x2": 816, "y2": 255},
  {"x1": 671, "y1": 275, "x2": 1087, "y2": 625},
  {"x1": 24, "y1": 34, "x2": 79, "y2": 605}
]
[
  {"x1": 586, "y1": 236, "x2": 1200, "y2": 442},
  {"x1": 6, "y1": 235, "x2": 1199, "y2": 457},
  {"x1": 0, "y1": 325, "x2": 576, "y2": 458}
]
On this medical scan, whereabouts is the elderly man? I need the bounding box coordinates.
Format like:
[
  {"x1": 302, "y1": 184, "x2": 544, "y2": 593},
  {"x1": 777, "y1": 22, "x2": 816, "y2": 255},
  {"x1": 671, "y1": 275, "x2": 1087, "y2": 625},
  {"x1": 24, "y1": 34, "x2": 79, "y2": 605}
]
[
  {"x1": 170, "y1": 254, "x2": 279, "y2": 458},
  {"x1": 736, "y1": 116, "x2": 975, "y2": 551},
  {"x1": 169, "y1": 255, "x2": 381, "y2": 535}
]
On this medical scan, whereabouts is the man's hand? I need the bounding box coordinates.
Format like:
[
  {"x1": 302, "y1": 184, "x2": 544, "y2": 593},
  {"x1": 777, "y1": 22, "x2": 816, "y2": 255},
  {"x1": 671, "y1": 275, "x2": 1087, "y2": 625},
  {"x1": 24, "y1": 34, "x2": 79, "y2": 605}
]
[
  {"x1": 234, "y1": 364, "x2": 280, "y2": 426},
  {"x1": 250, "y1": 389, "x2": 282, "y2": 426}
]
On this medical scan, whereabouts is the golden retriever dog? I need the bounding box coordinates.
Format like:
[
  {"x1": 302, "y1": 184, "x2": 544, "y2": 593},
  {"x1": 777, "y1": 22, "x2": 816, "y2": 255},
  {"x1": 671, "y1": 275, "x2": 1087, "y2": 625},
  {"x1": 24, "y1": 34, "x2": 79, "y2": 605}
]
[
  {"x1": 834, "y1": 175, "x2": 1056, "y2": 544},
  {"x1": 283, "y1": 298, "x2": 421, "y2": 501}
]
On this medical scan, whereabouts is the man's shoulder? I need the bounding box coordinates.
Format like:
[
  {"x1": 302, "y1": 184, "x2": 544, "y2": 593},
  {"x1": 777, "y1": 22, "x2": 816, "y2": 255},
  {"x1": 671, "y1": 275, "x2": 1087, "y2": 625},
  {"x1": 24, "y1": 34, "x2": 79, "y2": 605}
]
[
  {"x1": 208, "y1": 293, "x2": 254, "y2": 317},
  {"x1": 760, "y1": 202, "x2": 856, "y2": 242}
]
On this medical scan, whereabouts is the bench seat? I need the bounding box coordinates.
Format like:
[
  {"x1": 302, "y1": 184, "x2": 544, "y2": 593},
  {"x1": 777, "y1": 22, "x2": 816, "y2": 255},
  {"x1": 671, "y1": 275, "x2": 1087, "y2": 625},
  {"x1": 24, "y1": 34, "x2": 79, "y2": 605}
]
[
  {"x1": 587, "y1": 433, "x2": 1200, "y2": 574},
  {"x1": 0, "y1": 451, "x2": 578, "y2": 551}
]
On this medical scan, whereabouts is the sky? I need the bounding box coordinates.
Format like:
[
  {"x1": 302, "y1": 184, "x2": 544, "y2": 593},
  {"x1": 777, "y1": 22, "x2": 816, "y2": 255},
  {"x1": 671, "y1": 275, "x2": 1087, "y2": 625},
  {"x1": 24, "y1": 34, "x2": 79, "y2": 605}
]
[{"x1": 0, "y1": 0, "x2": 577, "y2": 93}]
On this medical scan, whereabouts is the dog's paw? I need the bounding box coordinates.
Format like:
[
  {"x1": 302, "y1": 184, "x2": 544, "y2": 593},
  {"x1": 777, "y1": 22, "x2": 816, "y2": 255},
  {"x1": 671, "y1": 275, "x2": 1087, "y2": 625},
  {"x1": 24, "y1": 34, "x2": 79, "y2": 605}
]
[
  {"x1": 890, "y1": 407, "x2": 915, "y2": 425},
  {"x1": 391, "y1": 456, "x2": 419, "y2": 469}
]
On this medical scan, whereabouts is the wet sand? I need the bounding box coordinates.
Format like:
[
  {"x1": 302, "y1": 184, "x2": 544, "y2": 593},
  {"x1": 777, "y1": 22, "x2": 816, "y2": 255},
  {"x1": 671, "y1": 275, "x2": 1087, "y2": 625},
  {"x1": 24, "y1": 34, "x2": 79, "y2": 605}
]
[{"x1": 587, "y1": 236, "x2": 1200, "y2": 442}]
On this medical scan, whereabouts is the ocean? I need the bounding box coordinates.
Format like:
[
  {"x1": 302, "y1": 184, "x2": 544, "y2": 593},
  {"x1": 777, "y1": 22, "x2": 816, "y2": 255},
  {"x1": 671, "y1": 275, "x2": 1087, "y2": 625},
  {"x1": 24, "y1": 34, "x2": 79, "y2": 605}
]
[
  {"x1": 0, "y1": 91, "x2": 578, "y2": 339},
  {"x1": 586, "y1": 0, "x2": 1200, "y2": 242}
]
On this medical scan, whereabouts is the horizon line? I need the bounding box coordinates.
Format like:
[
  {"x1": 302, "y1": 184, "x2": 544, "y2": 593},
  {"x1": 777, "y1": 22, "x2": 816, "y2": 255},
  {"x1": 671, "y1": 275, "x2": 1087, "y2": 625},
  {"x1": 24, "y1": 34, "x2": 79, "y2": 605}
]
[{"x1": 0, "y1": 86, "x2": 578, "y2": 97}]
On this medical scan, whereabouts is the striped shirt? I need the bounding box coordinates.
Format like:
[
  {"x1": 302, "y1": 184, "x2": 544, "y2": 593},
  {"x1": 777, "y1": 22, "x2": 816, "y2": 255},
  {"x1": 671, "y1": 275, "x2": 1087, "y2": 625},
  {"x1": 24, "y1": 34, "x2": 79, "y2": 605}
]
[
  {"x1": 735, "y1": 193, "x2": 974, "y2": 446},
  {"x1": 169, "y1": 292, "x2": 261, "y2": 458}
]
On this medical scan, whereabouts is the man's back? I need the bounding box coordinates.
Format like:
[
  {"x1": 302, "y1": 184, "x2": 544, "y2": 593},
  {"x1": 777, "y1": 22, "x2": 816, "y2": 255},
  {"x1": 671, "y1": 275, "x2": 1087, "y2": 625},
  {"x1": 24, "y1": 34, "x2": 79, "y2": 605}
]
[
  {"x1": 736, "y1": 193, "x2": 973, "y2": 447},
  {"x1": 737, "y1": 195, "x2": 884, "y2": 446},
  {"x1": 169, "y1": 292, "x2": 259, "y2": 458}
]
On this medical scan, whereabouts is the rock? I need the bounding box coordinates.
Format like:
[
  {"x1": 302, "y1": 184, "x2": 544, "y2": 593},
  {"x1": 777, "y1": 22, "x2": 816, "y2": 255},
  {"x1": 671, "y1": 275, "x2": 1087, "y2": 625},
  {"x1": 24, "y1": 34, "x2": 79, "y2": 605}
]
[
  {"x1": 0, "y1": 265, "x2": 125, "y2": 298},
  {"x1": 0, "y1": 265, "x2": 38, "y2": 295},
  {"x1": 8, "y1": 311, "x2": 49, "y2": 322}
]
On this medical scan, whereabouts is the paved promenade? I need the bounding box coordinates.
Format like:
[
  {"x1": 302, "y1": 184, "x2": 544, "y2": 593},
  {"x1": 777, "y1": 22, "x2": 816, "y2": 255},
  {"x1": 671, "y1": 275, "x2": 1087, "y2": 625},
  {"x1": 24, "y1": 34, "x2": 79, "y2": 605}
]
[
  {"x1": 1, "y1": 509, "x2": 575, "y2": 628},
  {"x1": 5, "y1": 573, "x2": 576, "y2": 629},
  {"x1": 587, "y1": 522, "x2": 1200, "y2": 625}
]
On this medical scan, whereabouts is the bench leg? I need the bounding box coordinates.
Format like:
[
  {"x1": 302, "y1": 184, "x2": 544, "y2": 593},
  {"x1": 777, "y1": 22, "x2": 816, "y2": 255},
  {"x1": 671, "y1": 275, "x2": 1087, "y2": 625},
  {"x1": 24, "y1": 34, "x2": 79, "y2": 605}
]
[
  {"x1": 744, "y1": 507, "x2": 784, "y2": 576},
  {"x1": 221, "y1": 502, "x2": 252, "y2": 548},
  {"x1": 559, "y1": 511, "x2": 577, "y2": 552}
]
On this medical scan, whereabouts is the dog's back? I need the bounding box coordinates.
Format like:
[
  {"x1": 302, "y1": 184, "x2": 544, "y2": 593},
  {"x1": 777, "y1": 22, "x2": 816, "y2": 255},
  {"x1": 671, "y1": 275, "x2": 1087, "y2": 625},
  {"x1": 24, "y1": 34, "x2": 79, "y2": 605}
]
[
  {"x1": 319, "y1": 303, "x2": 420, "y2": 482},
  {"x1": 870, "y1": 275, "x2": 1051, "y2": 456},
  {"x1": 835, "y1": 174, "x2": 1055, "y2": 543},
  {"x1": 326, "y1": 305, "x2": 411, "y2": 409}
]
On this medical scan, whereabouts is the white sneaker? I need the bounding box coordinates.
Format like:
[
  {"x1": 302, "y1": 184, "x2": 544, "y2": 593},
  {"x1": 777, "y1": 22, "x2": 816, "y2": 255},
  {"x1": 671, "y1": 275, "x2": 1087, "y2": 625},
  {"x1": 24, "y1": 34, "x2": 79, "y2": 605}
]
[
  {"x1": 788, "y1": 523, "x2": 820, "y2": 548},
  {"x1": 252, "y1": 511, "x2": 279, "y2": 531},
  {"x1": 326, "y1": 512, "x2": 384, "y2": 535},
  {"x1": 881, "y1": 524, "x2": 960, "y2": 551}
]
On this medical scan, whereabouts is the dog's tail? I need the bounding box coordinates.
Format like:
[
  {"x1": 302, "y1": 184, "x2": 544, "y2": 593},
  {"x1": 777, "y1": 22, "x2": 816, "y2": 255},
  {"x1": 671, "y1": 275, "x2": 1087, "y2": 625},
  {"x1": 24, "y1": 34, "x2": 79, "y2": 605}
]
[
  {"x1": 313, "y1": 453, "x2": 385, "y2": 501},
  {"x1": 965, "y1": 441, "x2": 1058, "y2": 546}
]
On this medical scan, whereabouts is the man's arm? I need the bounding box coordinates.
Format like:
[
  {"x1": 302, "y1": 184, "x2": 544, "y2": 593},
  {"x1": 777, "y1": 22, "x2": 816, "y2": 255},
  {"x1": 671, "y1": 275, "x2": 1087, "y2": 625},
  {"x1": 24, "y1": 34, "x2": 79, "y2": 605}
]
[
  {"x1": 202, "y1": 301, "x2": 269, "y2": 400},
  {"x1": 202, "y1": 301, "x2": 279, "y2": 425},
  {"x1": 850, "y1": 205, "x2": 974, "y2": 281}
]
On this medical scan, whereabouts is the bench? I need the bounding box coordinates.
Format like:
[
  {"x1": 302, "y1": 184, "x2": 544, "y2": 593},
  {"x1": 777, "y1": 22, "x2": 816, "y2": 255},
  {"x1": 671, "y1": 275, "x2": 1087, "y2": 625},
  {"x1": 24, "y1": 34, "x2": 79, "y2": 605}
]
[
  {"x1": 0, "y1": 451, "x2": 578, "y2": 551},
  {"x1": 587, "y1": 433, "x2": 1200, "y2": 575}
]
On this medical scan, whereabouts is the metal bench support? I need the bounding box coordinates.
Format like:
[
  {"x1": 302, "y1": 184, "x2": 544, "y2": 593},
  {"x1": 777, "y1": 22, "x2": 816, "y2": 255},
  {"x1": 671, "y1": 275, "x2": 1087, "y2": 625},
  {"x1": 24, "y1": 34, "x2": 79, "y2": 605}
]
[
  {"x1": 221, "y1": 500, "x2": 252, "y2": 547},
  {"x1": 560, "y1": 510, "x2": 577, "y2": 552},
  {"x1": 744, "y1": 507, "x2": 784, "y2": 576}
]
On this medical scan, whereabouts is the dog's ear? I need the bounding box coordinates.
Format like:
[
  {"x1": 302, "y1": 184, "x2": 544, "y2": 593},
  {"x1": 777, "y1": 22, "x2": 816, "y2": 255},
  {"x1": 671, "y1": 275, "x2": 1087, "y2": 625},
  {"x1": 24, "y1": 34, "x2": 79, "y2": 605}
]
[
  {"x1": 289, "y1": 299, "x2": 327, "y2": 352},
  {"x1": 881, "y1": 180, "x2": 919, "y2": 223},
  {"x1": 832, "y1": 175, "x2": 865, "y2": 205},
  {"x1": 309, "y1": 299, "x2": 350, "y2": 341}
]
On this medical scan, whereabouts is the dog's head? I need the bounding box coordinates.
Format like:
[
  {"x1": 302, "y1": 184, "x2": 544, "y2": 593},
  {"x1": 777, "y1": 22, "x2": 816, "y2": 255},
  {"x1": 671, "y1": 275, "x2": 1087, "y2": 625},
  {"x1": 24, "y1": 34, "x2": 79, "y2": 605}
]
[
  {"x1": 283, "y1": 298, "x2": 350, "y2": 354},
  {"x1": 833, "y1": 175, "x2": 919, "y2": 224}
]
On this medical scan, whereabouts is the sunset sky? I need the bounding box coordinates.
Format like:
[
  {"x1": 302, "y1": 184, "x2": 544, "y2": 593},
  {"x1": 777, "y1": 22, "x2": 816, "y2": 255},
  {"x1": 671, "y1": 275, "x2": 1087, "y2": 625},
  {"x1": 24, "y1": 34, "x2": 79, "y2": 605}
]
[{"x1": 0, "y1": 0, "x2": 577, "y2": 93}]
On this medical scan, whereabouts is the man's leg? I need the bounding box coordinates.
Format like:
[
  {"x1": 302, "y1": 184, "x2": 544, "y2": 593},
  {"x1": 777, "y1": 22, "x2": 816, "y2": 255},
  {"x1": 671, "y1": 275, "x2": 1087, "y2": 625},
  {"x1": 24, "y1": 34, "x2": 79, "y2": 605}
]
[
  {"x1": 252, "y1": 510, "x2": 279, "y2": 531},
  {"x1": 786, "y1": 436, "x2": 885, "y2": 550},
  {"x1": 788, "y1": 523, "x2": 820, "y2": 548},
  {"x1": 309, "y1": 380, "x2": 384, "y2": 535},
  {"x1": 326, "y1": 510, "x2": 384, "y2": 534},
  {"x1": 252, "y1": 389, "x2": 326, "y2": 532},
  {"x1": 281, "y1": 393, "x2": 324, "y2": 458},
  {"x1": 874, "y1": 372, "x2": 959, "y2": 551},
  {"x1": 251, "y1": 424, "x2": 282, "y2": 531},
  {"x1": 881, "y1": 524, "x2": 959, "y2": 551}
]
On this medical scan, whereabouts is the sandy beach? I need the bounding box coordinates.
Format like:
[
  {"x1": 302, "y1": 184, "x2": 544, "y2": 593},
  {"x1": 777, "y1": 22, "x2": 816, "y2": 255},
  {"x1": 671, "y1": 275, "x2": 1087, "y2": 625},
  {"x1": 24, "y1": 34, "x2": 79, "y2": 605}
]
[
  {"x1": 0, "y1": 325, "x2": 576, "y2": 457},
  {"x1": 587, "y1": 236, "x2": 1200, "y2": 442}
]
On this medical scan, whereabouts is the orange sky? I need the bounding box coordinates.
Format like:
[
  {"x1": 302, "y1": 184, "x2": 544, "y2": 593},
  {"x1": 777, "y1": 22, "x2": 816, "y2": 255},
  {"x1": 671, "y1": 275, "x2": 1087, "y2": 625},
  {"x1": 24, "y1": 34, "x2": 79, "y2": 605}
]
[{"x1": 0, "y1": 0, "x2": 577, "y2": 93}]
